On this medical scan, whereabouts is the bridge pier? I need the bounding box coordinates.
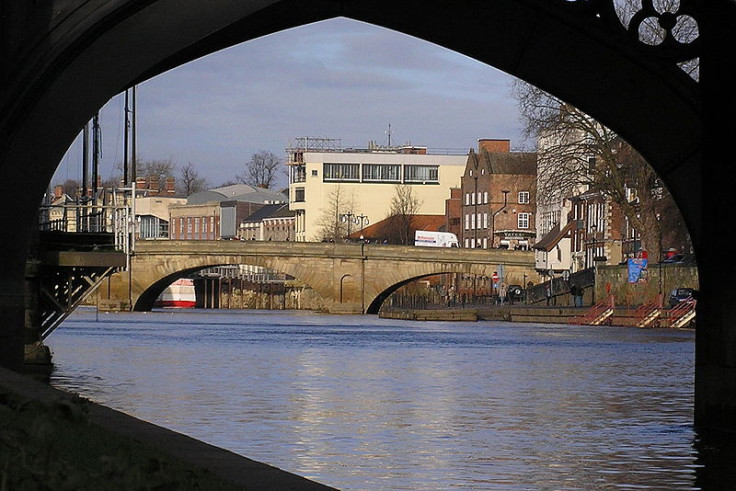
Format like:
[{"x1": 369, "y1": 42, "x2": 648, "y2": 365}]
[{"x1": 23, "y1": 259, "x2": 52, "y2": 368}]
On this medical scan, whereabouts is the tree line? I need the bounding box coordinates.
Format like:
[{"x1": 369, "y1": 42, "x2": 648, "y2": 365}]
[{"x1": 51, "y1": 150, "x2": 285, "y2": 198}]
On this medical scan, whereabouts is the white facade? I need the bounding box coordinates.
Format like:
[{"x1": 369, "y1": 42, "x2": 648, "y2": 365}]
[
  {"x1": 533, "y1": 124, "x2": 591, "y2": 274},
  {"x1": 288, "y1": 149, "x2": 467, "y2": 242}
]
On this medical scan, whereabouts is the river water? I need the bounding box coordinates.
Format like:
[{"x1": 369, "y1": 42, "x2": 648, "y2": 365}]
[{"x1": 47, "y1": 308, "x2": 699, "y2": 490}]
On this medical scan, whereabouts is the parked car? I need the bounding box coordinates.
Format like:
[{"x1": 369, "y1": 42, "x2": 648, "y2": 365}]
[
  {"x1": 663, "y1": 253, "x2": 696, "y2": 264},
  {"x1": 507, "y1": 284, "x2": 524, "y2": 303},
  {"x1": 668, "y1": 287, "x2": 697, "y2": 308}
]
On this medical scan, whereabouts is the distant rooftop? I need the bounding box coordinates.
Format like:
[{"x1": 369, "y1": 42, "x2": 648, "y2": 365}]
[
  {"x1": 187, "y1": 184, "x2": 287, "y2": 205},
  {"x1": 286, "y1": 136, "x2": 466, "y2": 163}
]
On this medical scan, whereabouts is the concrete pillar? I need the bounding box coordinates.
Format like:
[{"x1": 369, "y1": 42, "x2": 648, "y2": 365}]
[{"x1": 695, "y1": 2, "x2": 736, "y2": 433}]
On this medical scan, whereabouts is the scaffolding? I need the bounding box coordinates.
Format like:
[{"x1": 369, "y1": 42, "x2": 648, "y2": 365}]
[{"x1": 286, "y1": 137, "x2": 342, "y2": 163}]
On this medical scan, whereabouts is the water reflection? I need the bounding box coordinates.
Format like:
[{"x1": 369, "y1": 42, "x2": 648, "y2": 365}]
[{"x1": 48, "y1": 309, "x2": 701, "y2": 490}]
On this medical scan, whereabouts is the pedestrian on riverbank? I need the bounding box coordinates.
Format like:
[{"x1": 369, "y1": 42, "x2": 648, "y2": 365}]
[
  {"x1": 570, "y1": 284, "x2": 578, "y2": 306},
  {"x1": 545, "y1": 283, "x2": 552, "y2": 306}
]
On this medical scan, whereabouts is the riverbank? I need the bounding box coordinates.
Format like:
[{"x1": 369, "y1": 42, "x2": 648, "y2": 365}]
[
  {"x1": 380, "y1": 304, "x2": 696, "y2": 328},
  {"x1": 0, "y1": 366, "x2": 335, "y2": 490}
]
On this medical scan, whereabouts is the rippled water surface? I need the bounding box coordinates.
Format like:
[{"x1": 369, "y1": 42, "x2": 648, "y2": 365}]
[{"x1": 48, "y1": 309, "x2": 697, "y2": 490}]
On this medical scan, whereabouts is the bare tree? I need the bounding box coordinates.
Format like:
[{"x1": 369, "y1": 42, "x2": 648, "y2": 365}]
[
  {"x1": 178, "y1": 162, "x2": 208, "y2": 196},
  {"x1": 238, "y1": 150, "x2": 282, "y2": 189},
  {"x1": 138, "y1": 158, "x2": 176, "y2": 181},
  {"x1": 314, "y1": 185, "x2": 355, "y2": 242},
  {"x1": 385, "y1": 184, "x2": 423, "y2": 245},
  {"x1": 514, "y1": 81, "x2": 689, "y2": 261}
]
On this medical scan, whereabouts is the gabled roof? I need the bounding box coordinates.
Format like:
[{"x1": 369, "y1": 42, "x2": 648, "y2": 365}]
[
  {"x1": 533, "y1": 221, "x2": 574, "y2": 252},
  {"x1": 241, "y1": 203, "x2": 294, "y2": 223},
  {"x1": 464, "y1": 148, "x2": 537, "y2": 176},
  {"x1": 347, "y1": 214, "x2": 446, "y2": 239}
]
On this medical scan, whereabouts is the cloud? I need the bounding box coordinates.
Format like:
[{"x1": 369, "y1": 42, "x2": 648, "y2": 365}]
[{"x1": 54, "y1": 17, "x2": 524, "y2": 189}]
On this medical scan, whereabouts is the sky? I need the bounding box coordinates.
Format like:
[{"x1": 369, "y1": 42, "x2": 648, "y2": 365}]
[{"x1": 54, "y1": 17, "x2": 525, "y2": 190}]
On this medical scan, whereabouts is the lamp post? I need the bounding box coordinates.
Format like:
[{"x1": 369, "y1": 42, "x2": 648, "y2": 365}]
[
  {"x1": 355, "y1": 214, "x2": 369, "y2": 230},
  {"x1": 591, "y1": 223, "x2": 597, "y2": 303},
  {"x1": 340, "y1": 213, "x2": 369, "y2": 241},
  {"x1": 590, "y1": 223, "x2": 597, "y2": 267}
]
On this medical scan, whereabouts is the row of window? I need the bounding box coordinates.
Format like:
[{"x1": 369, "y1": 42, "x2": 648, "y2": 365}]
[
  {"x1": 323, "y1": 163, "x2": 439, "y2": 183},
  {"x1": 464, "y1": 191, "x2": 530, "y2": 205},
  {"x1": 464, "y1": 212, "x2": 531, "y2": 230},
  {"x1": 173, "y1": 216, "x2": 217, "y2": 240}
]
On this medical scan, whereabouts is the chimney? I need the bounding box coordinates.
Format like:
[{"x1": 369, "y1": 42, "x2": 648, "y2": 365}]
[
  {"x1": 478, "y1": 139, "x2": 510, "y2": 153},
  {"x1": 149, "y1": 174, "x2": 160, "y2": 195},
  {"x1": 165, "y1": 176, "x2": 176, "y2": 195}
]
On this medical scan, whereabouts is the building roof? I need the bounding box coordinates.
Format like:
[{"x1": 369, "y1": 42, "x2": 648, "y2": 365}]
[
  {"x1": 348, "y1": 214, "x2": 446, "y2": 239},
  {"x1": 242, "y1": 203, "x2": 294, "y2": 223},
  {"x1": 533, "y1": 221, "x2": 574, "y2": 252},
  {"x1": 465, "y1": 148, "x2": 537, "y2": 176},
  {"x1": 187, "y1": 184, "x2": 287, "y2": 205}
]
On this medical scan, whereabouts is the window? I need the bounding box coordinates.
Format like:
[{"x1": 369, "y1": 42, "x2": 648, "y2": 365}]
[
  {"x1": 404, "y1": 164, "x2": 438, "y2": 183},
  {"x1": 465, "y1": 214, "x2": 470, "y2": 230},
  {"x1": 324, "y1": 163, "x2": 359, "y2": 181},
  {"x1": 518, "y1": 191, "x2": 530, "y2": 204},
  {"x1": 290, "y1": 164, "x2": 306, "y2": 183},
  {"x1": 294, "y1": 187, "x2": 305, "y2": 202},
  {"x1": 518, "y1": 213, "x2": 530, "y2": 229},
  {"x1": 483, "y1": 191, "x2": 488, "y2": 204},
  {"x1": 362, "y1": 164, "x2": 401, "y2": 182},
  {"x1": 465, "y1": 193, "x2": 470, "y2": 206}
]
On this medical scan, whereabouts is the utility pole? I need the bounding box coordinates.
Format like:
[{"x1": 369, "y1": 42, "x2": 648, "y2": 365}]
[{"x1": 92, "y1": 113, "x2": 100, "y2": 195}]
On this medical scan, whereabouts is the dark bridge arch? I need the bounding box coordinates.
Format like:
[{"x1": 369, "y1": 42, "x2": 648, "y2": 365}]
[
  {"x1": 133, "y1": 262, "x2": 329, "y2": 312},
  {"x1": 1, "y1": 1, "x2": 735, "y2": 433}
]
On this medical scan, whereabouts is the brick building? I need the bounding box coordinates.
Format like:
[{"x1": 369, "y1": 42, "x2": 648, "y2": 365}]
[
  {"x1": 459, "y1": 139, "x2": 537, "y2": 249},
  {"x1": 169, "y1": 184, "x2": 287, "y2": 240}
]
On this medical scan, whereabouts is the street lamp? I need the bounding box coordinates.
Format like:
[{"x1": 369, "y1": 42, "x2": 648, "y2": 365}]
[
  {"x1": 355, "y1": 214, "x2": 369, "y2": 230},
  {"x1": 590, "y1": 223, "x2": 597, "y2": 267},
  {"x1": 340, "y1": 213, "x2": 369, "y2": 241}
]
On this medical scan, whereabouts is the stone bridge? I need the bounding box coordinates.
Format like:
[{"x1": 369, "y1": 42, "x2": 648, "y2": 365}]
[{"x1": 105, "y1": 241, "x2": 536, "y2": 314}]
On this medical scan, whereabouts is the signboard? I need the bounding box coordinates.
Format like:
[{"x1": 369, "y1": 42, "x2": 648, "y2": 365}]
[
  {"x1": 492, "y1": 271, "x2": 499, "y2": 283},
  {"x1": 627, "y1": 258, "x2": 648, "y2": 283}
]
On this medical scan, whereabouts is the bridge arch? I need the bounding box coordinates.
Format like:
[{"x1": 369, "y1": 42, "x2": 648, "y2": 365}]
[
  {"x1": 2, "y1": 1, "x2": 736, "y2": 432},
  {"x1": 366, "y1": 272, "x2": 452, "y2": 315},
  {"x1": 127, "y1": 253, "x2": 331, "y2": 312}
]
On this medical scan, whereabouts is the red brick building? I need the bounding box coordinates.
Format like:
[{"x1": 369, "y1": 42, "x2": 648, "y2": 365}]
[{"x1": 458, "y1": 139, "x2": 537, "y2": 249}]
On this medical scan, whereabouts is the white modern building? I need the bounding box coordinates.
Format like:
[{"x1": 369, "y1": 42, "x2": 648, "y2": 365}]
[{"x1": 286, "y1": 137, "x2": 467, "y2": 242}]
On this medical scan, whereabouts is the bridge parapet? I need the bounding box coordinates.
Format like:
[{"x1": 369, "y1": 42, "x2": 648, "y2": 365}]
[{"x1": 135, "y1": 240, "x2": 534, "y2": 266}]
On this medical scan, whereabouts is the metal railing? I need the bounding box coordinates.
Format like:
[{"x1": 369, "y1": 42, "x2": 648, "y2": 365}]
[{"x1": 38, "y1": 187, "x2": 136, "y2": 255}]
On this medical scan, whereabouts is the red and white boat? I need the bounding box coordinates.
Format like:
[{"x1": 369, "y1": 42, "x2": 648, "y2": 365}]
[{"x1": 155, "y1": 278, "x2": 196, "y2": 308}]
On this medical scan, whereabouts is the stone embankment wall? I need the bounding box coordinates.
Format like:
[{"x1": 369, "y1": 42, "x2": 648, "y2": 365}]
[{"x1": 596, "y1": 263, "x2": 699, "y2": 307}]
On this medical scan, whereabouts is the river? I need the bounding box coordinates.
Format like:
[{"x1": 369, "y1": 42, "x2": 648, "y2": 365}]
[{"x1": 47, "y1": 308, "x2": 698, "y2": 490}]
